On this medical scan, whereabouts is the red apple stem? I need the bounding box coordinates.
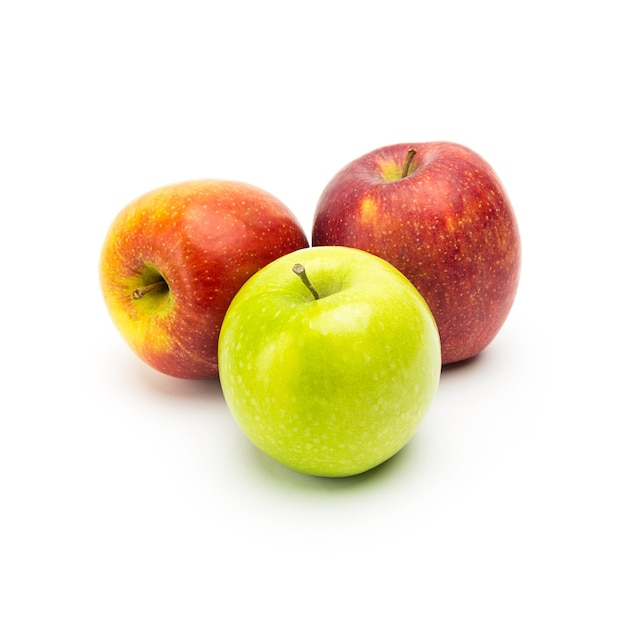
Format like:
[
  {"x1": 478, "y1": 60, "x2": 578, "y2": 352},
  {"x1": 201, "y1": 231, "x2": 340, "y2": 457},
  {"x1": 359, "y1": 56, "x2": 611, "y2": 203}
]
[
  {"x1": 401, "y1": 148, "x2": 417, "y2": 178},
  {"x1": 292, "y1": 264, "x2": 320, "y2": 300},
  {"x1": 132, "y1": 280, "x2": 168, "y2": 300}
]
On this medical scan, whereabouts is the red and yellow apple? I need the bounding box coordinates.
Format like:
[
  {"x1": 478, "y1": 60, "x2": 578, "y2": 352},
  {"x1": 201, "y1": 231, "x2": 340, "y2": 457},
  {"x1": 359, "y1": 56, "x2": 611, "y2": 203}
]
[
  {"x1": 312, "y1": 142, "x2": 521, "y2": 364},
  {"x1": 99, "y1": 179, "x2": 309, "y2": 378}
]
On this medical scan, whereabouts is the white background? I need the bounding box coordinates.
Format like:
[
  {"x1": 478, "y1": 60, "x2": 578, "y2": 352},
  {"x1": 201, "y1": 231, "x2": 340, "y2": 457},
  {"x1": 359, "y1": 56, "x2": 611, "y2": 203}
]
[{"x1": 1, "y1": 1, "x2": 624, "y2": 624}]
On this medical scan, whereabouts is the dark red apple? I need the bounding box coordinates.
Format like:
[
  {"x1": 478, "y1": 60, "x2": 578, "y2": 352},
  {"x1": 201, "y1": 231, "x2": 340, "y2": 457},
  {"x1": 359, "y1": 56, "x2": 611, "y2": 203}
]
[{"x1": 312, "y1": 142, "x2": 521, "y2": 364}]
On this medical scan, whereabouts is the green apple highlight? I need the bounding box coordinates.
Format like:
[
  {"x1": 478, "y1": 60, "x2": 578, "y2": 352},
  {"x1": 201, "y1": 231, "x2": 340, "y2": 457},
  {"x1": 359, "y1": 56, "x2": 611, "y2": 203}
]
[{"x1": 218, "y1": 246, "x2": 441, "y2": 477}]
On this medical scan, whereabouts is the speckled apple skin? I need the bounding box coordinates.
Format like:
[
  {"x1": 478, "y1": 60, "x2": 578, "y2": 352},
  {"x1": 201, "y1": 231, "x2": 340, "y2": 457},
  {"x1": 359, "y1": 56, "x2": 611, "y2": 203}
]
[
  {"x1": 218, "y1": 246, "x2": 441, "y2": 477},
  {"x1": 100, "y1": 180, "x2": 309, "y2": 378},
  {"x1": 312, "y1": 142, "x2": 521, "y2": 365}
]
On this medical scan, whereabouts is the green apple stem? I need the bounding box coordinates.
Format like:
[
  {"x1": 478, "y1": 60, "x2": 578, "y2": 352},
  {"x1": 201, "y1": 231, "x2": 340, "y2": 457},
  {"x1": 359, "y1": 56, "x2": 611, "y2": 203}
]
[
  {"x1": 292, "y1": 264, "x2": 320, "y2": 300},
  {"x1": 401, "y1": 148, "x2": 417, "y2": 178},
  {"x1": 132, "y1": 280, "x2": 168, "y2": 300}
]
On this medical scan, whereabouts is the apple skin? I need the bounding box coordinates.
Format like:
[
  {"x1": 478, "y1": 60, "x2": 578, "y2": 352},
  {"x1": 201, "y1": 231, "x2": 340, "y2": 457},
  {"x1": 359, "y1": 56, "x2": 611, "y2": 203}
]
[
  {"x1": 218, "y1": 246, "x2": 441, "y2": 477},
  {"x1": 99, "y1": 179, "x2": 309, "y2": 379},
  {"x1": 312, "y1": 142, "x2": 521, "y2": 365}
]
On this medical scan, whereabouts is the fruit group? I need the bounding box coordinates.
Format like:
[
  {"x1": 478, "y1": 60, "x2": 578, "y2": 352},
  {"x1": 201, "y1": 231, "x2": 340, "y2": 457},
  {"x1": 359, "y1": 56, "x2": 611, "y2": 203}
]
[
  {"x1": 218, "y1": 246, "x2": 441, "y2": 477},
  {"x1": 99, "y1": 179, "x2": 309, "y2": 378},
  {"x1": 312, "y1": 142, "x2": 521, "y2": 364}
]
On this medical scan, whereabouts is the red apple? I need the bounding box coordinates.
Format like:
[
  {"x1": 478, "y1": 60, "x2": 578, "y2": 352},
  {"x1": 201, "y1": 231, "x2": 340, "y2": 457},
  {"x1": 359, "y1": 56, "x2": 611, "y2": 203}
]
[
  {"x1": 100, "y1": 179, "x2": 309, "y2": 378},
  {"x1": 312, "y1": 142, "x2": 521, "y2": 364}
]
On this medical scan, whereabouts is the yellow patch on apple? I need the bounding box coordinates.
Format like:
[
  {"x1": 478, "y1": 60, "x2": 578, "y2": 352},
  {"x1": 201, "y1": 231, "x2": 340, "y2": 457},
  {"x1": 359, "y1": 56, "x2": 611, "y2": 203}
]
[{"x1": 360, "y1": 196, "x2": 378, "y2": 223}]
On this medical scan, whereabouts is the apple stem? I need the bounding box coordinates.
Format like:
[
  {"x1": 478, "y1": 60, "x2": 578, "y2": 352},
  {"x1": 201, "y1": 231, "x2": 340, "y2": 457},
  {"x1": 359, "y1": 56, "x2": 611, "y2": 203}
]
[
  {"x1": 132, "y1": 280, "x2": 168, "y2": 300},
  {"x1": 292, "y1": 264, "x2": 320, "y2": 300},
  {"x1": 401, "y1": 148, "x2": 417, "y2": 178}
]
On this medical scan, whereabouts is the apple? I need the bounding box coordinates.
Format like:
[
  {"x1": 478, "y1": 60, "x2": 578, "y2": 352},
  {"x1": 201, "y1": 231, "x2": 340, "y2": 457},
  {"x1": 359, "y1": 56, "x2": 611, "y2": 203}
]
[
  {"x1": 218, "y1": 246, "x2": 441, "y2": 477},
  {"x1": 312, "y1": 142, "x2": 521, "y2": 365},
  {"x1": 99, "y1": 179, "x2": 309, "y2": 378}
]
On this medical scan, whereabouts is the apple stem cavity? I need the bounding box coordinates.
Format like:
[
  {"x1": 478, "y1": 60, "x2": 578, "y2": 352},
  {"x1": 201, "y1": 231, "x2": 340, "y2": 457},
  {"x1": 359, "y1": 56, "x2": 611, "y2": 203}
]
[
  {"x1": 132, "y1": 280, "x2": 168, "y2": 300},
  {"x1": 292, "y1": 264, "x2": 321, "y2": 300},
  {"x1": 401, "y1": 148, "x2": 417, "y2": 178}
]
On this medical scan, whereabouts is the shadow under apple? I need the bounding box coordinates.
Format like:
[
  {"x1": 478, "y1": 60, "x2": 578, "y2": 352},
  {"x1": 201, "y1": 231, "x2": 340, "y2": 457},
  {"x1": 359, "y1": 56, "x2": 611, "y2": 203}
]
[
  {"x1": 123, "y1": 356, "x2": 227, "y2": 406},
  {"x1": 241, "y1": 430, "x2": 428, "y2": 494}
]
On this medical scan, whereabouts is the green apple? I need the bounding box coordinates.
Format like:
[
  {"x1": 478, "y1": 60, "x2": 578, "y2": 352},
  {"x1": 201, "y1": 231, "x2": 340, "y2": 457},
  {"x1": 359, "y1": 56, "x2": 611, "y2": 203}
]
[{"x1": 218, "y1": 246, "x2": 441, "y2": 477}]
